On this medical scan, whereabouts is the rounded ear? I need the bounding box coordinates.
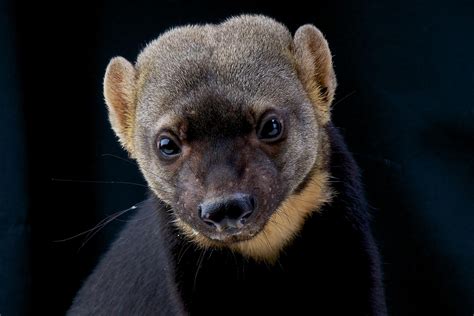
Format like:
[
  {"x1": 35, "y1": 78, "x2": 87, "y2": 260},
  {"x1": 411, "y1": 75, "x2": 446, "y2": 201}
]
[
  {"x1": 103, "y1": 56, "x2": 137, "y2": 155},
  {"x1": 293, "y1": 25, "x2": 337, "y2": 124}
]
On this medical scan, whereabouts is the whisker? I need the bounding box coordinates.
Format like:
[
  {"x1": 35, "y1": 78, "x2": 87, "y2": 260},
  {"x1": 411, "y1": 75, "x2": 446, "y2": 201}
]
[
  {"x1": 102, "y1": 153, "x2": 190, "y2": 193},
  {"x1": 77, "y1": 205, "x2": 141, "y2": 252},
  {"x1": 101, "y1": 153, "x2": 137, "y2": 166},
  {"x1": 51, "y1": 178, "x2": 147, "y2": 188},
  {"x1": 51, "y1": 176, "x2": 177, "y2": 196},
  {"x1": 193, "y1": 248, "x2": 207, "y2": 292},
  {"x1": 53, "y1": 203, "x2": 141, "y2": 243},
  {"x1": 114, "y1": 211, "x2": 158, "y2": 223},
  {"x1": 177, "y1": 242, "x2": 195, "y2": 265},
  {"x1": 102, "y1": 151, "x2": 207, "y2": 195},
  {"x1": 332, "y1": 90, "x2": 356, "y2": 107}
]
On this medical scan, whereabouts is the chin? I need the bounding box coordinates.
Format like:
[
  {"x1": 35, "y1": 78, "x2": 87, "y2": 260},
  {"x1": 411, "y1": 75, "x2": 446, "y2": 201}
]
[
  {"x1": 174, "y1": 215, "x2": 268, "y2": 247},
  {"x1": 204, "y1": 229, "x2": 260, "y2": 244}
]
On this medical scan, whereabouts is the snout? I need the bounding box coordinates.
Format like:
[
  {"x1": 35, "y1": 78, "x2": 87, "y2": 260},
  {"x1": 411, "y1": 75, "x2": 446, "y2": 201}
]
[{"x1": 198, "y1": 193, "x2": 255, "y2": 232}]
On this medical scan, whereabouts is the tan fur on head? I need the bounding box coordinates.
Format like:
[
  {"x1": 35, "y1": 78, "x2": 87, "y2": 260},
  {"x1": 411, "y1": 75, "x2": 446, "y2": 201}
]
[
  {"x1": 293, "y1": 25, "x2": 337, "y2": 125},
  {"x1": 104, "y1": 16, "x2": 338, "y2": 264},
  {"x1": 104, "y1": 57, "x2": 137, "y2": 155}
]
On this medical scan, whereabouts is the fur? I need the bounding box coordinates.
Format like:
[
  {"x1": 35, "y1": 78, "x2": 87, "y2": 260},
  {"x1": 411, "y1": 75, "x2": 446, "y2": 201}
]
[
  {"x1": 103, "y1": 15, "x2": 335, "y2": 260},
  {"x1": 176, "y1": 170, "x2": 332, "y2": 262},
  {"x1": 104, "y1": 57, "x2": 137, "y2": 154},
  {"x1": 69, "y1": 15, "x2": 387, "y2": 315},
  {"x1": 68, "y1": 125, "x2": 387, "y2": 315}
]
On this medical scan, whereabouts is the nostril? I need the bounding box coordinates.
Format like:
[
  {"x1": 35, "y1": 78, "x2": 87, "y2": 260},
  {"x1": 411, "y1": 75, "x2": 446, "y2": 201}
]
[
  {"x1": 249, "y1": 195, "x2": 256, "y2": 210},
  {"x1": 240, "y1": 210, "x2": 252, "y2": 224},
  {"x1": 199, "y1": 194, "x2": 256, "y2": 230},
  {"x1": 203, "y1": 219, "x2": 217, "y2": 228},
  {"x1": 242, "y1": 211, "x2": 252, "y2": 220},
  {"x1": 199, "y1": 205, "x2": 216, "y2": 228}
]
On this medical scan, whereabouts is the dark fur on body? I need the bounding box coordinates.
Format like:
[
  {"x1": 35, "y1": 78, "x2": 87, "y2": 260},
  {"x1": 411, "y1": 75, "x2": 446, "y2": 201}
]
[{"x1": 68, "y1": 125, "x2": 386, "y2": 315}]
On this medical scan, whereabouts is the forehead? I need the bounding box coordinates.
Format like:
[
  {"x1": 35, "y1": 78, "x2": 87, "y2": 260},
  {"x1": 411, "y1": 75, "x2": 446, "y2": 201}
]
[
  {"x1": 137, "y1": 68, "x2": 303, "y2": 141},
  {"x1": 135, "y1": 24, "x2": 304, "y2": 136},
  {"x1": 140, "y1": 83, "x2": 276, "y2": 141},
  {"x1": 182, "y1": 91, "x2": 254, "y2": 140}
]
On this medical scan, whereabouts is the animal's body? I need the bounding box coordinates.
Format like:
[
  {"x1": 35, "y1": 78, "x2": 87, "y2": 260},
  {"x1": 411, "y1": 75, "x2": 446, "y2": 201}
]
[{"x1": 69, "y1": 15, "x2": 387, "y2": 315}]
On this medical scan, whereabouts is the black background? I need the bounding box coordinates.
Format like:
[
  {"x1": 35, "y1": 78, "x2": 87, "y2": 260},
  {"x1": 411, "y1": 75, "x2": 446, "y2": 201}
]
[{"x1": 1, "y1": 0, "x2": 473, "y2": 315}]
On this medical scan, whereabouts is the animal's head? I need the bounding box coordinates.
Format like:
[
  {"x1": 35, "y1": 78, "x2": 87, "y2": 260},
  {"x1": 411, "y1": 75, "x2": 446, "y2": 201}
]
[{"x1": 104, "y1": 15, "x2": 335, "y2": 262}]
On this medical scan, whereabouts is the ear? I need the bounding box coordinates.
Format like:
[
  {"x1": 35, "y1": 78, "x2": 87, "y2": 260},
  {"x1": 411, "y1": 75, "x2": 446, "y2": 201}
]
[
  {"x1": 293, "y1": 25, "x2": 337, "y2": 124},
  {"x1": 103, "y1": 56, "x2": 137, "y2": 156}
]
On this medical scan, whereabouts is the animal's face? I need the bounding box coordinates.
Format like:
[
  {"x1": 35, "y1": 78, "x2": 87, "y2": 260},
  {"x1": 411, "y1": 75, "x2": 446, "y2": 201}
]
[
  {"x1": 104, "y1": 15, "x2": 336, "y2": 261},
  {"x1": 135, "y1": 77, "x2": 318, "y2": 244}
]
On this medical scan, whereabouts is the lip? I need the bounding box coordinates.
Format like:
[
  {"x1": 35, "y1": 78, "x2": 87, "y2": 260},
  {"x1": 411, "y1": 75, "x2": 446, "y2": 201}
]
[
  {"x1": 196, "y1": 211, "x2": 269, "y2": 244},
  {"x1": 175, "y1": 202, "x2": 280, "y2": 245},
  {"x1": 204, "y1": 227, "x2": 260, "y2": 244}
]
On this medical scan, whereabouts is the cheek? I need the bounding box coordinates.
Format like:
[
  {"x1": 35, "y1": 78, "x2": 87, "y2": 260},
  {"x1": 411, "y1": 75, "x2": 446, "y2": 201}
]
[
  {"x1": 279, "y1": 135, "x2": 318, "y2": 192},
  {"x1": 173, "y1": 166, "x2": 205, "y2": 220},
  {"x1": 244, "y1": 156, "x2": 287, "y2": 215},
  {"x1": 136, "y1": 154, "x2": 179, "y2": 204}
]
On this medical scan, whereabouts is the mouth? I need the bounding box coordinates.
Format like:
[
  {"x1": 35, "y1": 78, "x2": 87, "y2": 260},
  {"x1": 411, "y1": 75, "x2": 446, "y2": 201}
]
[
  {"x1": 204, "y1": 226, "x2": 261, "y2": 243},
  {"x1": 174, "y1": 196, "x2": 282, "y2": 247},
  {"x1": 175, "y1": 210, "x2": 270, "y2": 245},
  {"x1": 193, "y1": 208, "x2": 274, "y2": 245}
]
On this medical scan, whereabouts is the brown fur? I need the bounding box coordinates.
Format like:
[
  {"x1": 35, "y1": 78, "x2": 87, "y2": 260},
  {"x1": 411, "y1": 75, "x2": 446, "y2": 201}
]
[
  {"x1": 176, "y1": 170, "x2": 332, "y2": 263},
  {"x1": 103, "y1": 15, "x2": 337, "y2": 262},
  {"x1": 174, "y1": 116, "x2": 333, "y2": 263}
]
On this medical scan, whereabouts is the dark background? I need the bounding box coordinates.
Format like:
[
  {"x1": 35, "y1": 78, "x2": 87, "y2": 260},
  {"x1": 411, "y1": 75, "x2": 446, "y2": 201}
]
[{"x1": 1, "y1": 0, "x2": 473, "y2": 315}]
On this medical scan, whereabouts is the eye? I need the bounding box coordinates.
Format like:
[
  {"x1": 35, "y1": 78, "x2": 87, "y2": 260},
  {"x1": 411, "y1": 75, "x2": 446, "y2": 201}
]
[
  {"x1": 257, "y1": 116, "x2": 283, "y2": 141},
  {"x1": 158, "y1": 136, "x2": 181, "y2": 159}
]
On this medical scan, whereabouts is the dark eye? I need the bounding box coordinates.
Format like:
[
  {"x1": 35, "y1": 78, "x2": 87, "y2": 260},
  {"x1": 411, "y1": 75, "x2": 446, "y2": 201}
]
[
  {"x1": 158, "y1": 136, "x2": 181, "y2": 158},
  {"x1": 257, "y1": 116, "x2": 283, "y2": 141}
]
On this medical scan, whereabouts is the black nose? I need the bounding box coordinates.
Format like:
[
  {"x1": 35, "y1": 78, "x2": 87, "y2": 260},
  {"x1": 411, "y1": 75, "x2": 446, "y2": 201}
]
[{"x1": 199, "y1": 194, "x2": 255, "y2": 231}]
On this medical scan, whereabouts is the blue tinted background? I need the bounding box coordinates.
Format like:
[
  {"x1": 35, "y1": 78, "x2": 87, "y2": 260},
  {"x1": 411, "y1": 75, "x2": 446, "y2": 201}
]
[{"x1": 1, "y1": 0, "x2": 473, "y2": 314}]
